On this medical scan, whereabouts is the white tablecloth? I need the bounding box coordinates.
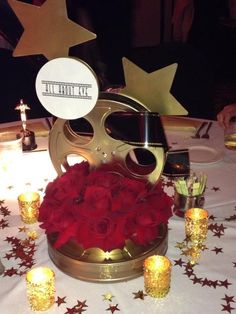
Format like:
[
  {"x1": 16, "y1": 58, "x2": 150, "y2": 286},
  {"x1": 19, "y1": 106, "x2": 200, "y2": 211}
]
[{"x1": 0, "y1": 119, "x2": 236, "y2": 314}]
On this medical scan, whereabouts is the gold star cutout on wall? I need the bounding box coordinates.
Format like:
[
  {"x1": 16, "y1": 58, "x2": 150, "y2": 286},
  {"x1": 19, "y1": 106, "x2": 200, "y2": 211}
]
[
  {"x1": 120, "y1": 58, "x2": 188, "y2": 115},
  {"x1": 8, "y1": 0, "x2": 96, "y2": 60}
]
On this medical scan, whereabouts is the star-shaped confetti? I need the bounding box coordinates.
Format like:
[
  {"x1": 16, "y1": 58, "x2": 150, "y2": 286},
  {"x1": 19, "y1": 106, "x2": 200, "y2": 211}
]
[
  {"x1": 65, "y1": 300, "x2": 87, "y2": 314},
  {"x1": 132, "y1": 290, "x2": 147, "y2": 300},
  {"x1": 27, "y1": 230, "x2": 39, "y2": 240},
  {"x1": 76, "y1": 300, "x2": 88, "y2": 311},
  {"x1": 173, "y1": 258, "x2": 185, "y2": 267},
  {"x1": 0, "y1": 218, "x2": 9, "y2": 229},
  {"x1": 0, "y1": 206, "x2": 11, "y2": 216},
  {"x1": 65, "y1": 307, "x2": 78, "y2": 314},
  {"x1": 103, "y1": 293, "x2": 115, "y2": 302},
  {"x1": 3, "y1": 267, "x2": 18, "y2": 277},
  {"x1": 191, "y1": 275, "x2": 202, "y2": 285},
  {"x1": 209, "y1": 214, "x2": 217, "y2": 220},
  {"x1": 211, "y1": 186, "x2": 220, "y2": 192},
  {"x1": 225, "y1": 214, "x2": 236, "y2": 222},
  {"x1": 56, "y1": 296, "x2": 67, "y2": 306},
  {"x1": 3, "y1": 253, "x2": 14, "y2": 260},
  {"x1": 219, "y1": 279, "x2": 232, "y2": 289},
  {"x1": 175, "y1": 241, "x2": 187, "y2": 250},
  {"x1": 201, "y1": 277, "x2": 211, "y2": 287},
  {"x1": 3, "y1": 235, "x2": 37, "y2": 275},
  {"x1": 18, "y1": 226, "x2": 28, "y2": 233},
  {"x1": 106, "y1": 304, "x2": 120, "y2": 313},
  {"x1": 221, "y1": 303, "x2": 235, "y2": 313},
  {"x1": 211, "y1": 247, "x2": 223, "y2": 254},
  {"x1": 222, "y1": 295, "x2": 235, "y2": 304},
  {"x1": 8, "y1": 0, "x2": 96, "y2": 60},
  {"x1": 183, "y1": 267, "x2": 195, "y2": 277},
  {"x1": 120, "y1": 58, "x2": 187, "y2": 115},
  {"x1": 208, "y1": 280, "x2": 218, "y2": 289}
]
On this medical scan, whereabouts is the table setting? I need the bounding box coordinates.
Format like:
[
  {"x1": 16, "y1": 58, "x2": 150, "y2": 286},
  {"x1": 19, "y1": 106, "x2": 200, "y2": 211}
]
[
  {"x1": 0, "y1": 114, "x2": 236, "y2": 314},
  {"x1": 0, "y1": 1, "x2": 236, "y2": 313}
]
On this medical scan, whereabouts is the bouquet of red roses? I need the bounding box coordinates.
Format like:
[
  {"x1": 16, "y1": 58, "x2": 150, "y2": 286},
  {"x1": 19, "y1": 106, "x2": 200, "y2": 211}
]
[{"x1": 39, "y1": 161, "x2": 173, "y2": 252}]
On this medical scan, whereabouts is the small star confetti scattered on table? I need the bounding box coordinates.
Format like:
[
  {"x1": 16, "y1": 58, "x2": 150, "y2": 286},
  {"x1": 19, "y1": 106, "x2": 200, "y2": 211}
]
[
  {"x1": 211, "y1": 247, "x2": 223, "y2": 254},
  {"x1": 222, "y1": 295, "x2": 235, "y2": 304},
  {"x1": 103, "y1": 293, "x2": 115, "y2": 302},
  {"x1": 56, "y1": 296, "x2": 67, "y2": 306},
  {"x1": 211, "y1": 186, "x2": 220, "y2": 192},
  {"x1": 221, "y1": 303, "x2": 235, "y2": 313},
  {"x1": 132, "y1": 290, "x2": 147, "y2": 300},
  {"x1": 106, "y1": 304, "x2": 120, "y2": 313}
]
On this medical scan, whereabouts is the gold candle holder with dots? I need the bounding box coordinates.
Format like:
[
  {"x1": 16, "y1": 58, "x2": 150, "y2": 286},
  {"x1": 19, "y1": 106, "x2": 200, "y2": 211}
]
[
  {"x1": 185, "y1": 208, "x2": 209, "y2": 245},
  {"x1": 18, "y1": 192, "x2": 40, "y2": 224},
  {"x1": 26, "y1": 267, "x2": 55, "y2": 311},
  {"x1": 144, "y1": 255, "x2": 172, "y2": 298}
]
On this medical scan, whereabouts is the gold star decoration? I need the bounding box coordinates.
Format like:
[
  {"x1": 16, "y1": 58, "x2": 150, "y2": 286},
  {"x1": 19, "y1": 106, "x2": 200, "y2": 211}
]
[
  {"x1": 103, "y1": 293, "x2": 115, "y2": 302},
  {"x1": 27, "y1": 230, "x2": 39, "y2": 240},
  {"x1": 175, "y1": 241, "x2": 186, "y2": 250},
  {"x1": 8, "y1": 0, "x2": 96, "y2": 60},
  {"x1": 120, "y1": 58, "x2": 188, "y2": 115},
  {"x1": 18, "y1": 226, "x2": 28, "y2": 233}
]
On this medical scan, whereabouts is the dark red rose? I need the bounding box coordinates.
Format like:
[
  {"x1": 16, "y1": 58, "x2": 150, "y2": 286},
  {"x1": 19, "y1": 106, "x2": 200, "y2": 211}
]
[
  {"x1": 76, "y1": 214, "x2": 126, "y2": 251},
  {"x1": 81, "y1": 186, "x2": 112, "y2": 217},
  {"x1": 39, "y1": 162, "x2": 173, "y2": 251}
]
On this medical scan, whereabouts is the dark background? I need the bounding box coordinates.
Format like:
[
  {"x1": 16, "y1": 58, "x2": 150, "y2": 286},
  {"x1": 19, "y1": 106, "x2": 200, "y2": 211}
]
[{"x1": 0, "y1": 0, "x2": 235, "y2": 122}]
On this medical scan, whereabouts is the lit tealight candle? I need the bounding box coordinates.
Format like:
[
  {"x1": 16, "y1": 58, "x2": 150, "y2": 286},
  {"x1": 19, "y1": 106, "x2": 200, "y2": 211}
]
[
  {"x1": 185, "y1": 208, "x2": 209, "y2": 245},
  {"x1": 26, "y1": 267, "x2": 55, "y2": 311},
  {"x1": 144, "y1": 255, "x2": 172, "y2": 298},
  {"x1": 18, "y1": 192, "x2": 40, "y2": 224}
]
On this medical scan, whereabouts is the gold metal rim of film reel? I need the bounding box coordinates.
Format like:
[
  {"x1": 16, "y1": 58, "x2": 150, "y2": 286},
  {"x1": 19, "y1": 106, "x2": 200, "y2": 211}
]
[
  {"x1": 48, "y1": 92, "x2": 168, "y2": 185},
  {"x1": 47, "y1": 223, "x2": 168, "y2": 282}
]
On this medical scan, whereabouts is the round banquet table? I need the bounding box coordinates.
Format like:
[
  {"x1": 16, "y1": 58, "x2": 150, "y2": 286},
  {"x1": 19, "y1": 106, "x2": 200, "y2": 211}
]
[{"x1": 0, "y1": 117, "x2": 236, "y2": 314}]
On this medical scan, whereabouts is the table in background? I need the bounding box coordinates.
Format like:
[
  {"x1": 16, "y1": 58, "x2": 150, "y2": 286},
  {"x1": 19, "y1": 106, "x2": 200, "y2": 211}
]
[{"x1": 0, "y1": 118, "x2": 236, "y2": 314}]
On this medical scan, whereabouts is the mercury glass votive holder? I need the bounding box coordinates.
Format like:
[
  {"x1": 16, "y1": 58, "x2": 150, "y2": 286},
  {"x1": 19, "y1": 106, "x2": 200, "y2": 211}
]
[
  {"x1": 144, "y1": 255, "x2": 172, "y2": 298},
  {"x1": 185, "y1": 208, "x2": 209, "y2": 245},
  {"x1": 18, "y1": 192, "x2": 40, "y2": 224},
  {"x1": 26, "y1": 267, "x2": 55, "y2": 311}
]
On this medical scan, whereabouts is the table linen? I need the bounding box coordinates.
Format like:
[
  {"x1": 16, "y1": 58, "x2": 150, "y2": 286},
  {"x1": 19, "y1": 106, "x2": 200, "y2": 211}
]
[{"x1": 0, "y1": 118, "x2": 236, "y2": 314}]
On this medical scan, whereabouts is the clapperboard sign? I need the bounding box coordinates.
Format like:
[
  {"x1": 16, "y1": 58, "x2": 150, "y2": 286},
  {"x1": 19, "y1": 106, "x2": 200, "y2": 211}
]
[{"x1": 35, "y1": 57, "x2": 99, "y2": 119}]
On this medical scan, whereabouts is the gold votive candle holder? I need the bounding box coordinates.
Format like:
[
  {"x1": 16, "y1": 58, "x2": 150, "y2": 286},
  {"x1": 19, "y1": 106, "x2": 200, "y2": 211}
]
[
  {"x1": 18, "y1": 192, "x2": 40, "y2": 224},
  {"x1": 185, "y1": 208, "x2": 208, "y2": 245},
  {"x1": 26, "y1": 267, "x2": 55, "y2": 311},
  {"x1": 144, "y1": 255, "x2": 172, "y2": 298}
]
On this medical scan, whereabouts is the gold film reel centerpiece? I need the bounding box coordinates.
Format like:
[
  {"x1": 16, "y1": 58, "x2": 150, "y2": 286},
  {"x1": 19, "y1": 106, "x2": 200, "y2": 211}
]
[
  {"x1": 36, "y1": 57, "x2": 172, "y2": 282},
  {"x1": 46, "y1": 94, "x2": 171, "y2": 282}
]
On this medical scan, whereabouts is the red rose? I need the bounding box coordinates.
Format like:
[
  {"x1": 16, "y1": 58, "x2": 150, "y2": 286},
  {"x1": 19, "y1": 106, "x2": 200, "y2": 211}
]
[
  {"x1": 75, "y1": 214, "x2": 126, "y2": 251},
  {"x1": 39, "y1": 162, "x2": 173, "y2": 251},
  {"x1": 81, "y1": 186, "x2": 112, "y2": 217}
]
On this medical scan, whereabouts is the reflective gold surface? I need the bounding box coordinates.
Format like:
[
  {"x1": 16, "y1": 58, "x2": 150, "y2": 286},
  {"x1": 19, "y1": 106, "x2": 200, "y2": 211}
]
[
  {"x1": 49, "y1": 94, "x2": 167, "y2": 185},
  {"x1": 185, "y1": 208, "x2": 209, "y2": 245},
  {"x1": 26, "y1": 267, "x2": 55, "y2": 311},
  {"x1": 144, "y1": 255, "x2": 171, "y2": 298},
  {"x1": 18, "y1": 192, "x2": 40, "y2": 224},
  {"x1": 47, "y1": 224, "x2": 168, "y2": 282},
  {"x1": 8, "y1": 0, "x2": 96, "y2": 60},
  {"x1": 48, "y1": 93, "x2": 169, "y2": 282},
  {"x1": 121, "y1": 58, "x2": 188, "y2": 115}
]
